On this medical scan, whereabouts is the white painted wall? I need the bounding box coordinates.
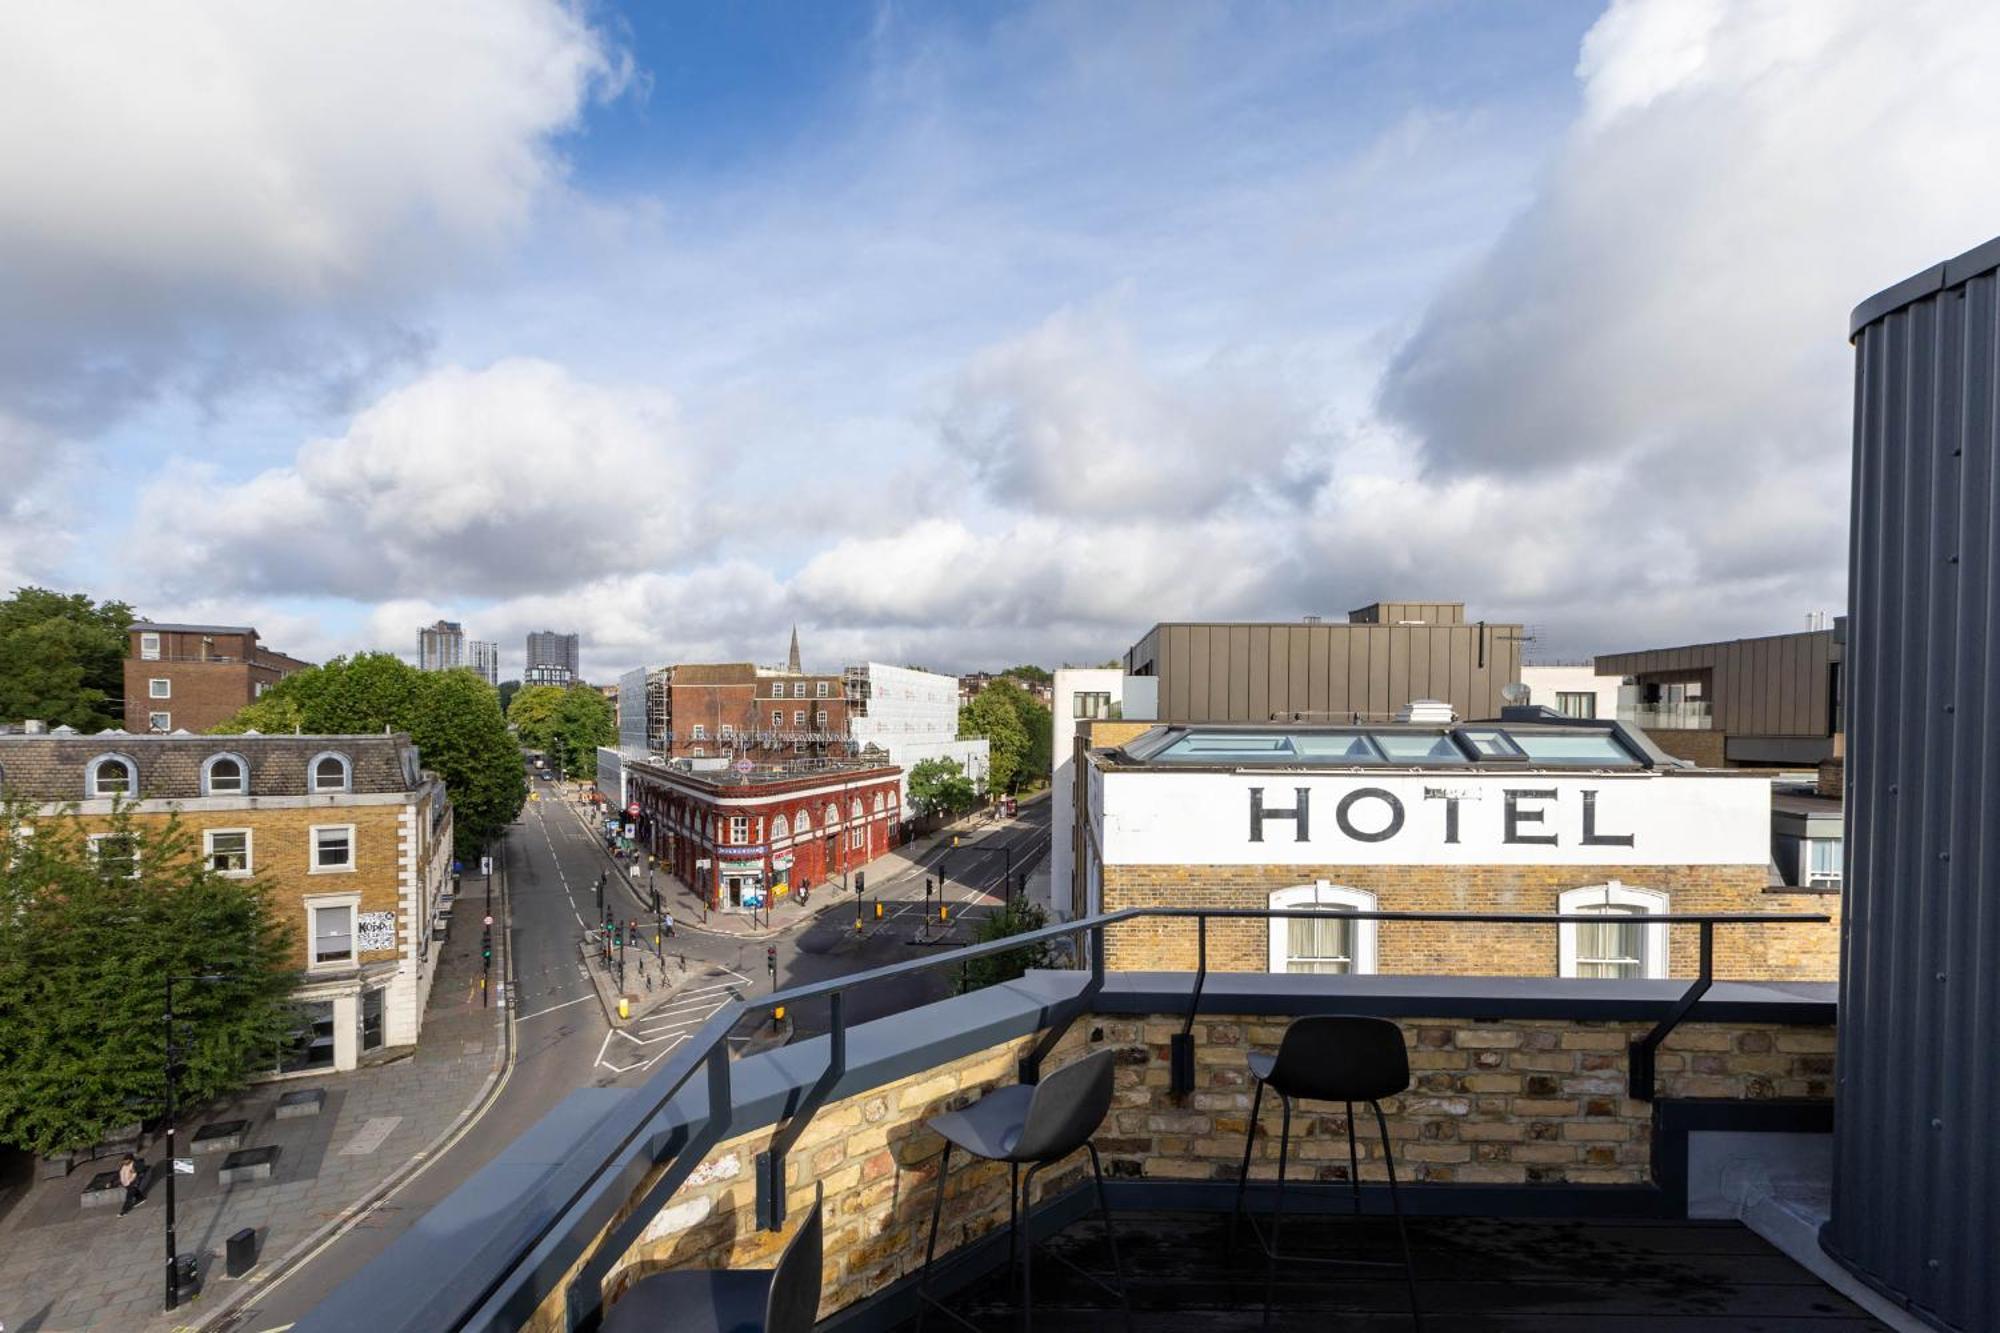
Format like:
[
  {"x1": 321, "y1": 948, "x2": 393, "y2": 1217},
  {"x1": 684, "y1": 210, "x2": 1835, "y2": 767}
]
[
  {"x1": 1096, "y1": 770, "x2": 1771, "y2": 867},
  {"x1": 1519, "y1": 665, "x2": 1623, "y2": 721},
  {"x1": 1051, "y1": 670, "x2": 1159, "y2": 920}
]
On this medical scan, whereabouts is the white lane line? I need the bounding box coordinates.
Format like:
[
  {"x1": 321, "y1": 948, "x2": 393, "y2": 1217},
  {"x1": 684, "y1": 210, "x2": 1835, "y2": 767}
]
[{"x1": 516, "y1": 994, "x2": 596, "y2": 1022}]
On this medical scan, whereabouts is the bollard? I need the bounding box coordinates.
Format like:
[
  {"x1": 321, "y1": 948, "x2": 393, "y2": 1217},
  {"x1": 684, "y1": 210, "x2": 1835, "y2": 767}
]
[
  {"x1": 941, "y1": 904, "x2": 950, "y2": 923},
  {"x1": 874, "y1": 900, "x2": 883, "y2": 920},
  {"x1": 618, "y1": 996, "x2": 630, "y2": 1020}
]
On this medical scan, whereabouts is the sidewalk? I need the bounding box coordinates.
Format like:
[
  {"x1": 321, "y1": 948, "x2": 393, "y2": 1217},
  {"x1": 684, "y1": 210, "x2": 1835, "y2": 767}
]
[
  {"x1": 0, "y1": 887, "x2": 511, "y2": 1332},
  {"x1": 555, "y1": 786, "x2": 1009, "y2": 942}
]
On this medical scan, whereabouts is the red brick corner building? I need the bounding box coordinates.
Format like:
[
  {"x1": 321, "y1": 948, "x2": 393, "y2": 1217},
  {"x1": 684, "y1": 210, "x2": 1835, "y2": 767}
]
[{"x1": 626, "y1": 758, "x2": 902, "y2": 911}]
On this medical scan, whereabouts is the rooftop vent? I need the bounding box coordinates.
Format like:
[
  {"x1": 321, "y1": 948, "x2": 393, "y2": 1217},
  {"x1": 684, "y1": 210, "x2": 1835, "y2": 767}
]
[
  {"x1": 50, "y1": 724, "x2": 77, "y2": 735},
  {"x1": 1396, "y1": 699, "x2": 1457, "y2": 725},
  {"x1": 22, "y1": 719, "x2": 45, "y2": 734}
]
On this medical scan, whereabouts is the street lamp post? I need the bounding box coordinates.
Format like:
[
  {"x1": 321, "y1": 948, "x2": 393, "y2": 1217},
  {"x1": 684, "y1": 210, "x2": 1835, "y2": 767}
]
[{"x1": 163, "y1": 973, "x2": 231, "y2": 1312}]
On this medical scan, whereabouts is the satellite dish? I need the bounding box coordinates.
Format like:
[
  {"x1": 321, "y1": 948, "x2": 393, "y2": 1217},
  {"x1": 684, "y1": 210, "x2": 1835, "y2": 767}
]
[{"x1": 1501, "y1": 682, "x2": 1532, "y2": 706}]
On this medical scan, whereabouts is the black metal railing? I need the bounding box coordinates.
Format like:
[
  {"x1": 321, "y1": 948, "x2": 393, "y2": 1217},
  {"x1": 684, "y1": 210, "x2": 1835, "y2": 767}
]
[{"x1": 376, "y1": 903, "x2": 1828, "y2": 1333}]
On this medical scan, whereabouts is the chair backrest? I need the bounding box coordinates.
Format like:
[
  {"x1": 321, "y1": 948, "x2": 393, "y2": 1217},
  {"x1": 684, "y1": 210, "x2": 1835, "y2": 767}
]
[
  {"x1": 1267, "y1": 1015, "x2": 1410, "y2": 1103},
  {"x1": 763, "y1": 1184, "x2": 824, "y2": 1333},
  {"x1": 1012, "y1": 1048, "x2": 1116, "y2": 1163}
]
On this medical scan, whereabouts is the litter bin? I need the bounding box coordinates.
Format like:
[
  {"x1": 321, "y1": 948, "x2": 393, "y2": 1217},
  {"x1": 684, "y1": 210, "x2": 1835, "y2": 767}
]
[
  {"x1": 226, "y1": 1227, "x2": 260, "y2": 1278},
  {"x1": 174, "y1": 1252, "x2": 202, "y2": 1300}
]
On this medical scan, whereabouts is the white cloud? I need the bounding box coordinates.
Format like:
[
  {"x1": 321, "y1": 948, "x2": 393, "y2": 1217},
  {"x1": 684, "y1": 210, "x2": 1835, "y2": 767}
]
[
  {"x1": 130, "y1": 359, "x2": 689, "y2": 601},
  {"x1": 0, "y1": 0, "x2": 627, "y2": 428}
]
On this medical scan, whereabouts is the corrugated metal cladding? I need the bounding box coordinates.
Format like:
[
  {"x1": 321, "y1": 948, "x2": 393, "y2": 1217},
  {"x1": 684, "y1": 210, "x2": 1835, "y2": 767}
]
[
  {"x1": 1829, "y1": 233, "x2": 2000, "y2": 1333},
  {"x1": 1124, "y1": 621, "x2": 1522, "y2": 722},
  {"x1": 1594, "y1": 629, "x2": 1838, "y2": 737}
]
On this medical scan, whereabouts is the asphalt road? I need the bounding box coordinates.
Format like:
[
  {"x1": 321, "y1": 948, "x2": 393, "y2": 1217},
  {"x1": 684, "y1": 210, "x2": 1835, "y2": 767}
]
[{"x1": 235, "y1": 783, "x2": 1051, "y2": 1328}]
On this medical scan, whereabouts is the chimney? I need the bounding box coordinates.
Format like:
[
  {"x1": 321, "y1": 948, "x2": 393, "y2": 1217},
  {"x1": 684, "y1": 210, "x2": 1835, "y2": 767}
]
[{"x1": 23, "y1": 719, "x2": 46, "y2": 734}]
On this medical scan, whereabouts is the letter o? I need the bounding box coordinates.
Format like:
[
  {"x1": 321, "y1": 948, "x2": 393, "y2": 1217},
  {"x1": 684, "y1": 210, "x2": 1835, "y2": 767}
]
[{"x1": 1336, "y1": 788, "x2": 1405, "y2": 843}]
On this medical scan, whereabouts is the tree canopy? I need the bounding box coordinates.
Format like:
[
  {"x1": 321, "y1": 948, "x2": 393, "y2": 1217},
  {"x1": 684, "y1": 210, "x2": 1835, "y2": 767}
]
[
  {"x1": 0, "y1": 587, "x2": 133, "y2": 731},
  {"x1": 959, "y1": 678, "x2": 1053, "y2": 795},
  {"x1": 956, "y1": 897, "x2": 1054, "y2": 994},
  {"x1": 497, "y1": 679, "x2": 521, "y2": 714},
  {"x1": 216, "y1": 654, "x2": 525, "y2": 854},
  {"x1": 0, "y1": 808, "x2": 297, "y2": 1154},
  {"x1": 907, "y1": 756, "x2": 979, "y2": 818},
  {"x1": 1000, "y1": 664, "x2": 1052, "y2": 685},
  {"x1": 508, "y1": 683, "x2": 614, "y2": 779}
]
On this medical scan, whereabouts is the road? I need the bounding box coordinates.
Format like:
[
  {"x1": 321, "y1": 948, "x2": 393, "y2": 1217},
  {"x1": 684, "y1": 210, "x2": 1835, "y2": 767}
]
[{"x1": 234, "y1": 782, "x2": 1050, "y2": 1328}]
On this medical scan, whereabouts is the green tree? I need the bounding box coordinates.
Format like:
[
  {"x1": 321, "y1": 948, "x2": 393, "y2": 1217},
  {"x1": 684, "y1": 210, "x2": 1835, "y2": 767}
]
[
  {"x1": 217, "y1": 655, "x2": 525, "y2": 855},
  {"x1": 958, "y1": 678, "x2": 1052, "y2": 794},
  {"x1": 960, "y1": 685, "x2": 1030, "y2": 794},
  {"x1": 506, "y1": 684, "x2": 566, "y2": 753},
  {"x1": 0, "y1": 807, "x2": 297, "y2": 1155},
  {"x1": 1000, "y1": 664, "x2": 1052, "y2": 686},
  {"x1": 956, "y1": 898, "x2": 1054, "y2": 994},
  {"x1": 497, "y1": 679, "x2": 521, "y2": 714},
  {"x1": 0, "y1": 587, "x2": 134, "y2": 730},
  {"x1": 907, "y1": 756, "x2": 979, "y2": 818},
  {"x1": 552, "y1": 685, "x2": 615, "y2": 780}
]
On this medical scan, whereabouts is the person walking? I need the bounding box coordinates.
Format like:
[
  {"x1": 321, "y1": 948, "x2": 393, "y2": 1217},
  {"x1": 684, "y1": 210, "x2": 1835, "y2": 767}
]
[
  {"x1": 662, "y1": 908, "x2": 675, "y2": 940},
  {"x1": 117, "y1": 1152, "x2": 147, "y2": 1215}
]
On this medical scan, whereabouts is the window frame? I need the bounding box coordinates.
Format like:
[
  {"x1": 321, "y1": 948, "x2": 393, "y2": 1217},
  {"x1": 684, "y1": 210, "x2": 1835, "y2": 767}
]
[
  {"x1": 306, "y1": 893, "x2": 361, "y2": 970},
  {"x1": 816, "y1": 681, "x2": 829, "y2": 698},
  {"x1": 310, "y1": 823, "x2": 357, "y2": 874},
  {"x1": 87, "y1": 753, "x2": 138, "y2": 799},
  {"x1": 204, "y1": 827, "x2": 253, "y2": 876},
  {"x1": 1805, "y1": 836, "x2": 1842, "y2": 890},
  {"x1": 201, "y1": 752, "x2": 249, "y2": 796},
  {"x1": 772, "y1": 710, "x2": 784, "y2": 728},
  {"x1": 140, "y1": 632, "x2": 161, "y2": 660},
  {"x1": 149, "y1": 677, "x2": 172, "y2": 699},
  {"x1": 308, "y1": 751, "x2": 353, "y2": 794},
  {"x1": 1267, "y1": 882, "x2": 1377, "y2": 975},
  {"x1": 89, "y1": 831, "x2": 142, "y2": 879},
  {"x1": 817, "y1": 710, "x2": 829, "y2": 728},
  {"x1": 147, "y1": 711, "x2": 172, "y2": 733},
  {"x1": 690, "y1": 724, "x2": 707, "y2": 741},
  {"x1": 729, "y1": 815, "x2": 749, "y2": 845},
  {"x1": 719, "y1": 723, "x2": 735, "y2": 741},
  {"x1": 1558, "y1": 881, "x2": 1669, "y2": 979}
]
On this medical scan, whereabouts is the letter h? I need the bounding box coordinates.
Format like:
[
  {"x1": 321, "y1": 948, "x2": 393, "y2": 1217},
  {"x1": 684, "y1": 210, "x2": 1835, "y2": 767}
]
[{"x1": 1249, "y1": 787, "x2": 1310, "y2": 843}]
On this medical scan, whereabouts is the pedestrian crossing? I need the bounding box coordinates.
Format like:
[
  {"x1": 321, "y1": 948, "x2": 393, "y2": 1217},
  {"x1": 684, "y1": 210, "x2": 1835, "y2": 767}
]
[{"x1": 592, "y1": 970, "x2": 750, "y2": 1077}]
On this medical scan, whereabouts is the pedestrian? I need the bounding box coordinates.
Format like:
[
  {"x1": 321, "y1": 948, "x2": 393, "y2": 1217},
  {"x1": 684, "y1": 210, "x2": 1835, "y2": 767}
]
[
  {"x1": 662, "y1": 909, "x2": 675, "y2": 939},
  {"x1": 117, "y1": 1152, "x2": 147, "y2": 1215}
]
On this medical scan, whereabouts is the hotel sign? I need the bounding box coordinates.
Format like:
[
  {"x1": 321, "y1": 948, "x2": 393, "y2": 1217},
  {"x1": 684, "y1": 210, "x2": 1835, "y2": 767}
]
[{"x1": 1098, "y1": 772, "x2": 1770, "y2": 867}]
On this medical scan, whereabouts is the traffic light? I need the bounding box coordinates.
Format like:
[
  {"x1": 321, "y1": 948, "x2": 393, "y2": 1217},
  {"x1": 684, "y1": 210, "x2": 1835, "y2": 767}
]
[
  {"x1": 855, "y1": 871, "x2": 865, "y2": 895},
  {"x1": 651, "y1": 886, "x2": 661, "y2": 914},
  {"x1": 481, "y1": 925, "x2": 492, "y2": 963},
  {"x1": 765, "y1": 945, "x2": 778, "y2": 990}
]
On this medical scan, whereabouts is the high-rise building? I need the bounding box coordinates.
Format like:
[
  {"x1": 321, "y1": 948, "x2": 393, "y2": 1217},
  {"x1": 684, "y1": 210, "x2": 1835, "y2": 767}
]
[
  {"x1": 526, "y1": 630, "x2": 580, "y2": 682},
  {"x1": 419, "y1": 620, "x2": 466, "y2": 672},
  {"x1": 468, "y1": 640, "x2": 500, "y2": 686}
]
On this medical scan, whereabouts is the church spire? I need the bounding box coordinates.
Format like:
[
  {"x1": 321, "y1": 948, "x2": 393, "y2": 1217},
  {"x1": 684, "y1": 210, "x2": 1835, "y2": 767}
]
[{"x1": 787, "y1": 624, "x2": 801, "y2": 674}]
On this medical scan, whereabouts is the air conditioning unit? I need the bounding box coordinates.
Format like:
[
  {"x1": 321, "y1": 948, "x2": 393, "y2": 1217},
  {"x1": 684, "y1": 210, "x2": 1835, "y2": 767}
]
[{"x1": 1396, "y1": 699, "x2": 1457, "y2": 725}]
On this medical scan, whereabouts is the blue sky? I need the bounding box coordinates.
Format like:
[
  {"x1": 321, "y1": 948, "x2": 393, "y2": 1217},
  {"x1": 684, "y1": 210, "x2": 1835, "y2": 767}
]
[{"x1": 4, "y1": 0, "x2": 1997, "y2": 681}]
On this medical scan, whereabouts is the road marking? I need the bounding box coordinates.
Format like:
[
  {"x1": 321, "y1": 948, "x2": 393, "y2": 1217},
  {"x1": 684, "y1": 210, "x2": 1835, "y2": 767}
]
[{"x1": 515, "y1": 994, "x2": 596, "y2": 1021}]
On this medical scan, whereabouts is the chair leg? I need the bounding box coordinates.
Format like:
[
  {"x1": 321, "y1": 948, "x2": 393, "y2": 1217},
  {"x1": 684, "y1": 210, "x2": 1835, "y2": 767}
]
[
  {"x1": 1019, "y1": 1162, "x2": 1045, "y2": 1333},
  {"x1": 1010, "y1": 1162, "x2": 1021, "y2": 1277},
  {"x1": 1371, "y1": 1100, "x2": 1422, "y2": 1331},
  {"x1": 1087, "y1": 1142, "x2": 1133, "y2": 1332},
  {"x1": 917, "y1": 1142, "x2": 952, "y2": 1333},
  {"x1": 1262, "y1": 1094, "x2": 1291, "y2": 1329},
  {"x1": 1229, "y1": 1078, "x2": 1264, "y2": 1259},
  {"x1": 1345, "y1": 1100, "x2": 1362, "y2": 1215}
]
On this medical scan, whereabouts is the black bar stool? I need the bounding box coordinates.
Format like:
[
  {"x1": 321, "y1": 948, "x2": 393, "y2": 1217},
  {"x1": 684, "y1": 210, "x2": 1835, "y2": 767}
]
[
  {"x1": 1229, "y1": 1015, "x2": 1421, "y2": 1328},
  {"x1": 916, "y1": 1048, "x2": 1129, "y2": 1332},
  {"x1": 603, "y1": 1183, "x2": 822, "y2": 1333}
]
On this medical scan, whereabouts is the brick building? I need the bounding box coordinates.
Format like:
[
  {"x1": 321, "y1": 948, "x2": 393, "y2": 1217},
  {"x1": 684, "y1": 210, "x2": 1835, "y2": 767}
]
[
  {"x1": 654, "y1": 663, "x2": 853, "y2": 763},
  {"x1": 0, "y1": 731, "x2": 454, "y2": 1073},
  {"x1": 625, "y1": 758, "x2": 900, "y2": 912},
  {"x1": 1073, "y1": 711, "x2": 1838, "y2": 981},
  {"x1": 124, "y1": 621, "x2": 313, "y2": 733}
]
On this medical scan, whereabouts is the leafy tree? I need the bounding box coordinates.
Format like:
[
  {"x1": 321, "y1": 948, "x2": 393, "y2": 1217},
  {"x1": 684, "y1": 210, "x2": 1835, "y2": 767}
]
[
  {"x1": 506, "y1": 684, "x2": 566, "y2": 752},
  {"x1": 552, "y1": 685, "x2": 616, "y2": 780},
  {"x1": 0, "y1": 807, "x2": 297, "y2": 1155},
  {"x1": 217, "y1": 655, "x2": 525, "y2": 855},
  {"x1": 956, "y1": 898, "x2": 1054, "y2": 994},
  {"x1": 497, "y1": 679, "x2": 521, "y2": 714},
  {"x1": 958, "y1": 678, "x2": 1052, "y2": 794},
  {"x1": 0, "y1": 587, "x2": 134, "y2": 730},
  {"x1": 907, "y1": 757, "x2": 979, "y2": 818},
  {"x1": 1000, "y1": 664, "x2": 1052, "y2": 686}
]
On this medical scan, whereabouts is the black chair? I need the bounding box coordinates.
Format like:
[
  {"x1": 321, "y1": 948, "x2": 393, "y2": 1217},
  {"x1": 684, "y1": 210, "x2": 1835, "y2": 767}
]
[
  {"x1": 916, "y1": 1048, "x2": 1129, "y2": 1332},
  {"x1": 1229, "y1": 1015, "x2": 1421, "y2": 1329},
  {"x1": 603, "y1": 1183, "x2": 823, "y2": 1333}
]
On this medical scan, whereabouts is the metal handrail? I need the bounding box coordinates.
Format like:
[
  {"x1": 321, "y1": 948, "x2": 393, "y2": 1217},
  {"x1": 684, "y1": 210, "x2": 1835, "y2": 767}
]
[{"x1": 458, "y1": 903, "x2": 1829, "y2": 1332}]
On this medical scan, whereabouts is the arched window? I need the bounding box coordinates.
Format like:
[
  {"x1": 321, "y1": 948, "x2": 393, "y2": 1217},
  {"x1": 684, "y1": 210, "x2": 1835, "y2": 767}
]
[
  {"x1": 772, "y1": 814, "x2": 790, "y2": 842},
  {"x1": 1267, "y1": 882, "x2": 1377, "y2": 975},
  {"x1": 794, "y1": 807, "x2": 811, "y2": 834},
  {"x1": 87, "y1": 753, "x2": 138, "y2": 799},
  {"x1": 309, "y1": 751, "x2": 352, "y2": 794},
  {"x1": 202, "y1": 753, "x2": 248, "y2": 796},
  {"x1": 824, "y1": 802, "x2": 839, "y2": 827},
  {"x1": 873, "y1": 792, "x2": 886, "y2": 814},
  {"x1": 1559, "y1": 882, "x2": 1669, "y2": 980},
  {"x1": 850, "y1": 798, "x2": 863, "y2": 821}
]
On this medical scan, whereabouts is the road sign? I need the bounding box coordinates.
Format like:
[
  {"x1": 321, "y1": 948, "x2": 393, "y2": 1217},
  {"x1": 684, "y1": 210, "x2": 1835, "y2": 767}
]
[
  {"x1": 623, "y1": 822, "x2": 637, "y2": 839},
  {"x1": 695, "y1": 858, "x2": 712, "y2": 869},
  {"x1": 772, "y1": 853, "x2": 795, "y2": 871},
  {"x1": 173, "y1": 1157, "x2": 194, "y2": 1175},
  {"x1": 483, "y1": 915, "x2": 494, "y2": 927},
  {"x1": 734, "y1": 760, "x2": 754, "y2": 774},
  {"x1": 480, "y1": 856, "x2": 492, "y2": 876},
  {"x1": 626, "y1": 802, "x2": 640, "y2": 817}
]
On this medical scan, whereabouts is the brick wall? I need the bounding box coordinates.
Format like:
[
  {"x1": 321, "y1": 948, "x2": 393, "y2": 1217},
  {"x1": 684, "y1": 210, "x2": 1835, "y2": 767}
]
[
  {"x1": 1642, "y1": 727, "x2": 1728, "y2": 768},
  {"x1": 123, "y1": 659, "x2": 258, "y2": 733},
  {"x1": 1100, "y1": 864, "x2": 1839, "y2": 980},
  {"x1": 539, "y1": 1008, "x2": 1832, "y2": 1329}
]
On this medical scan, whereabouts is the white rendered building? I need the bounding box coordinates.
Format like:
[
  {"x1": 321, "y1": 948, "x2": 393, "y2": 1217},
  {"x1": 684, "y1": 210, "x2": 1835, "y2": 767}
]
[
  {"x1": 843, "y1": 663, "x2": 990, "y2": 803},
  {"x1": 1050, "y1": 668, "x2": 1158, "y2": 920}
]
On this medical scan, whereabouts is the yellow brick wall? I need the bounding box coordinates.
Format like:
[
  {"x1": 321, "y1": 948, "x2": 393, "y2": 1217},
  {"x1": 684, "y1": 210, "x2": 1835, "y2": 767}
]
[
  {"x1": 1101, "y1": 863, "x2": 1839, "y2": 980},
  {"x1": 65, "y1": 804, "x2": 410, "y2": 971},
  {"x1": 534, "y1": 1008, "x2": 1834, "y2": 1328},
  {"x1": 1642, "y1": 728, "x2": 1729, "y2": 767}
]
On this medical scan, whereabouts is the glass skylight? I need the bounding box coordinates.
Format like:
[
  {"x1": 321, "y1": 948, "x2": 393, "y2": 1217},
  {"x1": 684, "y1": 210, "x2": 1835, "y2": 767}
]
[{"x1": 1506, "y1": 732, "x2": 1640, "y2": 767}]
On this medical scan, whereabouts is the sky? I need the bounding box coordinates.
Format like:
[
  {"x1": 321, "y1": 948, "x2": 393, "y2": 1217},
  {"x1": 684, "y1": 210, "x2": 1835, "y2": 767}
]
[{"x1": 5, "y1": 0, "x2": 2000, "y2": 683}]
